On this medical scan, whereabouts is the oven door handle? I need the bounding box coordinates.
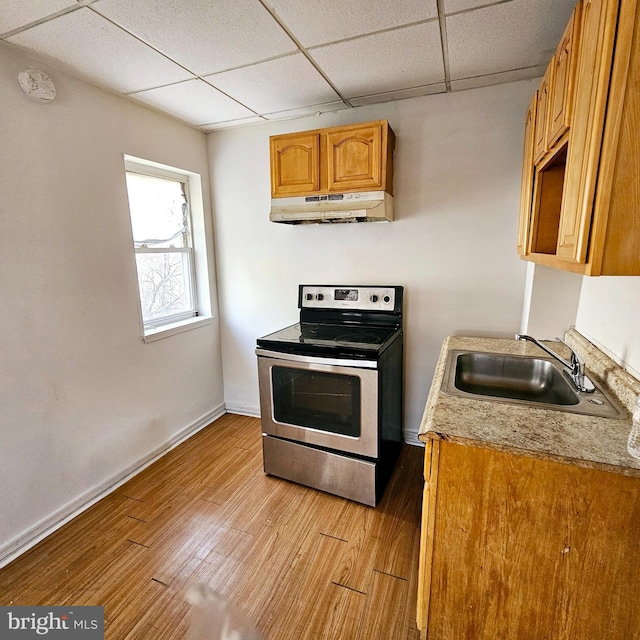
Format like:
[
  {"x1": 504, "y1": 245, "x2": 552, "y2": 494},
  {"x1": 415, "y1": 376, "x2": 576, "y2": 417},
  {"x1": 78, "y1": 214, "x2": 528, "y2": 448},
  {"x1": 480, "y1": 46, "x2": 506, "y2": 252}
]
[{"x1": 255, "y1": 348, "x2": 378, "y2": 369}]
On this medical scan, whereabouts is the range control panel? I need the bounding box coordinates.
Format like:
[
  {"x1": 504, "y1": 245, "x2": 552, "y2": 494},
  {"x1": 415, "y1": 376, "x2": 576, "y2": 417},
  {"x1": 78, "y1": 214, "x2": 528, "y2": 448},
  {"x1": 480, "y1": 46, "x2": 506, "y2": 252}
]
[{"x1": 299, "y1": 285, "x2": 401, "y2": 312}]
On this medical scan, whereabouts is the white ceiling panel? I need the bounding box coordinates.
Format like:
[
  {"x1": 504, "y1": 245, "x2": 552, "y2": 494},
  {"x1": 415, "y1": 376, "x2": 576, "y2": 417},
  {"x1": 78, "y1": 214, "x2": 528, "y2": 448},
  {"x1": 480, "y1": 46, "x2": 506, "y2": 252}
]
[
  {"x1": 205, "y1": 53, "x2": 341, "y2": 115},
  {"x1": 310, "y1": 21, "x2": 444, "y2": 99},
  {"x1": 200, "y1": 116, "x2": 266, "y2": 132},
  {"x1": 268, "y1": 0, "x2": 438, "y2": 48},
  {"x1": 348, "y1": 83, "x2": 446, "y2": 106},
  {"x1": 91, "y1": 0, "x2": 297, "y2": 76},
  {"x1": 0, "y1": 0, "x2": 78, "y2": 34},
  {"x1": 450, "y1": 66, "x2": 543, "y2": 91},
  {"x1": 0, "y1": 0, "x2": 577, "y2": 130},
  {"x1": 444, "y1": 0, "x2": 501, "y2": 14},
  {"x1": 446, "y1": 0, "x2": 576, "y2": 80},
  {"x1": 6, "y1": 8, "x2": 193, "y2": 93},
  {"x1": 262, "y1": 101, "x2": 349, "y2": 121},
  {"x1": 129, "y1": 79, "x2": 255, "y2": 126}
]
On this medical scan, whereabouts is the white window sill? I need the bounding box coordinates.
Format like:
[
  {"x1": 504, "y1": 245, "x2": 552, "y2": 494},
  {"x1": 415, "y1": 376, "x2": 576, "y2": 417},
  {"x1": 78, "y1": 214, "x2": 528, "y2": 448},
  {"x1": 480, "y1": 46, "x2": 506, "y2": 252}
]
[{"x1": 142, "y1": 316, "x2": 214, "y2": 343}]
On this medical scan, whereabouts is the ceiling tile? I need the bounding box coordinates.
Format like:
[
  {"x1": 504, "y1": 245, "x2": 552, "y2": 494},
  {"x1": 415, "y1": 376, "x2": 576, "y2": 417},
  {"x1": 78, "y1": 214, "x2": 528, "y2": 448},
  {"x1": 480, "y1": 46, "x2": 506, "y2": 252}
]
[
  {"x1": 6, "y1": 8, "x2": 193, "y2": 93},
  {"x1": 262, "y1": 101, "x2": 349, "y2": 121},
  {"x1": 0, "y1": 0, "x2": 76, "y2": 34},
  {"x1": 129, "y1": 79, "x2": 255, "y2": 126},
  {"x1": 451, "y1": 66, "x2": 544, "y2": 91},
  {"x1": 200, "y1": 116, "x2": 266, "y2": 132},
  {"x1": 204, "y1": 53, "x2": 341, "y2": 115},
  {"x1": 268, "y1": 0, "x2": 438, "y2": 47},
  {"x1": 348, "y1": 83, "x2": 446, "y2": 106},
  {"x1": 444, "y1": 0, "x2": 498, "y2": 13},
  {"x1": 446, "y1": 0, "x2": 576, "y2": 80},
  {"x1": 310, "y1": 21, "x2": 444, "y2": 99},
  {"x1": 91, "y1": 0, "x2": 297, "y2": 76}
]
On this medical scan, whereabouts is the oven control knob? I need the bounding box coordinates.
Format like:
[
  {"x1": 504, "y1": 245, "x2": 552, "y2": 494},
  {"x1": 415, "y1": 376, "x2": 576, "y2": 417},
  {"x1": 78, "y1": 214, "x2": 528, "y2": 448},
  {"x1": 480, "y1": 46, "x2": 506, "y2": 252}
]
[
  {"x1": 370, "y1": 295, "x2": 378, "y2": 302},
  {"x1": 305, "y1": 293, "x2": 313, "y2": 301},
  {"x1": 316, "y1": 294, "x2": 324, "y2": 301},
  {"x1": 383, "y1": 295, "x2": 391, "y2": 303}
]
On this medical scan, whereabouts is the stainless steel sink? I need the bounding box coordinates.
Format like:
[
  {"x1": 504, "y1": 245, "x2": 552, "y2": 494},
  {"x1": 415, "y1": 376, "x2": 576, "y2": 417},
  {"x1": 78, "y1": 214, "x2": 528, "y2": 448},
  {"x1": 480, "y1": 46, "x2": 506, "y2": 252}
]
[{"x1": 441, "y1": 349, "x2": 625, "y2": 419}]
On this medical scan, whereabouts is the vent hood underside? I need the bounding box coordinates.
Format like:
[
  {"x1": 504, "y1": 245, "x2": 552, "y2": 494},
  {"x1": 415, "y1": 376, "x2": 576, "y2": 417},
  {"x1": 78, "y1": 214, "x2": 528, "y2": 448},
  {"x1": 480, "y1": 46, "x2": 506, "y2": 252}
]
[{"x1": 270, "y1": 191, "x2": 393, "y2": 224}]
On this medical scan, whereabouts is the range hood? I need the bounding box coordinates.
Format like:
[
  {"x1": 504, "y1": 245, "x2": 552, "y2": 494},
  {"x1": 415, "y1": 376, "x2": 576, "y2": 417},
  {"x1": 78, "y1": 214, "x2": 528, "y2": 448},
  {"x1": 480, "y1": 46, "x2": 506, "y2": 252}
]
[{"x1": 270, "y1": 191, "x2": 393, "y2": 224}]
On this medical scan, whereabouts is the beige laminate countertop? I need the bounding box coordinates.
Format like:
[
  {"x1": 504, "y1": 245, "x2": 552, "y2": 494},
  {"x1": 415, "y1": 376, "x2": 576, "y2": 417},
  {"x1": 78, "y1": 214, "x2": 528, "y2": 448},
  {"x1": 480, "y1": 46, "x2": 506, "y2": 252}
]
[{"x1": 418, "y1": 330, "x2": 640, "y2": 478}]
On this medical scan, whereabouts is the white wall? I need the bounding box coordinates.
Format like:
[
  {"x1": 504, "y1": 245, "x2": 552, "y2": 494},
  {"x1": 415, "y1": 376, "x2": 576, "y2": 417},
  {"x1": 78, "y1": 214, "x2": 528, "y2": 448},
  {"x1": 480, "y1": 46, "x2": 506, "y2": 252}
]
[
  {"x1": 208, "y1": 80, "x2": 536, "y2": 443},
  {"x1": 520, "y1": 263, "x2": 583, "y2": 338},
  {"x1": 575, "y1": 277, "x2": 640, "y2": 379},
  {"x1": 0, "y1": 44, "x2": 224, "y2": 563}
]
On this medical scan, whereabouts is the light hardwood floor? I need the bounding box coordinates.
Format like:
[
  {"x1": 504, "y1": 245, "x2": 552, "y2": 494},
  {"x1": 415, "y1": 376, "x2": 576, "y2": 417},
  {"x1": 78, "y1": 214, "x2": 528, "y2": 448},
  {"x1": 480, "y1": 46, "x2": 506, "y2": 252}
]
[{"x1": 0, "y1": 414, "x2": 424, "y2": 639}]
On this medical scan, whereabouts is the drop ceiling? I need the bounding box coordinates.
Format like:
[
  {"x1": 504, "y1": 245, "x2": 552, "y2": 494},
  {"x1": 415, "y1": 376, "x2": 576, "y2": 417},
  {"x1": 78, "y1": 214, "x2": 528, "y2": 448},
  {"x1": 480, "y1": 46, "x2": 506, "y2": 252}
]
[{"x1": 1, "y1": 0, "x2": 576, "y2": 131}]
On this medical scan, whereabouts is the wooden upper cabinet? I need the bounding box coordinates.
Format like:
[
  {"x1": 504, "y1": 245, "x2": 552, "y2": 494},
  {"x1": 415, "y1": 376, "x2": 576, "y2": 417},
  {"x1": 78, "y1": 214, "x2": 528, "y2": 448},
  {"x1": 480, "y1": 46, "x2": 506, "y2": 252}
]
[
  {"x1": 547, "y1": 3, "x2": 582, "y2": 148},
  {"x1": 557, "y1": 0, "x2": 618, "y2": 264},
  {"x1": 270, "y1": 133, "x2": 321, "y2": 197},
  {"x1": 518, "y1": 0, "x2": 640, "y2": 275},
  {"x1": 533, "y1": 60, "x2": 554, "y2": 164},
  {"x1": 517, "y1": 93, "x2": 538, "y2": 256},
  {"x1": 270, "y1": 120, "x2": 394, "y2": 199},
  {"x1": 327, "y1": 123, "x2": 383, "y2": 192}
]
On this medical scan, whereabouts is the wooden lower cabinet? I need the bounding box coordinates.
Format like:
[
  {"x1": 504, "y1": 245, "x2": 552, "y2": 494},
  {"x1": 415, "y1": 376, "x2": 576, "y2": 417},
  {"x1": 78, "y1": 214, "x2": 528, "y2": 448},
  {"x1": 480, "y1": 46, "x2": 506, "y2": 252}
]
[{"x1": 417, "y1": 440, "x2": 640, "y2": 639}]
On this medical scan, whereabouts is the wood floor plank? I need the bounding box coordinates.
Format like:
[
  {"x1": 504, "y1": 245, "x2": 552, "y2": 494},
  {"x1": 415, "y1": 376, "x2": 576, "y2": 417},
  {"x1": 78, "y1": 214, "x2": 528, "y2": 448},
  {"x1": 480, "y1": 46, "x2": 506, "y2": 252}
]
[
  {"x1": 259, "y1": 530, "x2": 349, "y2": 639},
  {"x1": 356, "y1": 570, "x2": 418, "y2": 640},
  {"x1": 0, "y1": 414, "x2": 424, "y2": 639}
]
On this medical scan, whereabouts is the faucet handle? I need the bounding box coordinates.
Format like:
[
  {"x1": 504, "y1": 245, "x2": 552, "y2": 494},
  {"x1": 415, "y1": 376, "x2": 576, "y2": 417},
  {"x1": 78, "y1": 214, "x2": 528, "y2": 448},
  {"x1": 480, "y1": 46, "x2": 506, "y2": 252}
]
[
  {"x1": 555, "y1": 336, "x2": 595, "y2": 393},
  {"x1": 554, "y1": 336, "x2": 583, "y2": 365}
]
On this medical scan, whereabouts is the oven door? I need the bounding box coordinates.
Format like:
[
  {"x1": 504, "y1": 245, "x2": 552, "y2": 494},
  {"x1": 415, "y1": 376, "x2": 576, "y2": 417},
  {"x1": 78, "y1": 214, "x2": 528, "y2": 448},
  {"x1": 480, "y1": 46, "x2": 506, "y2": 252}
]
[{"x1": 256, "y1": 349, "x2": 379, "y2": 459}]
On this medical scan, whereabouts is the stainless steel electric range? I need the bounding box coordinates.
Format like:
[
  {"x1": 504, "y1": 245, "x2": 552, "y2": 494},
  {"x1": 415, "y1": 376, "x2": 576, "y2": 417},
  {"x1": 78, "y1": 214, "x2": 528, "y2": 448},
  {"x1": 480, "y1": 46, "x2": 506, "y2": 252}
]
[{"x1": 256, "y1": 284, "x2": 404, "y2": 506}]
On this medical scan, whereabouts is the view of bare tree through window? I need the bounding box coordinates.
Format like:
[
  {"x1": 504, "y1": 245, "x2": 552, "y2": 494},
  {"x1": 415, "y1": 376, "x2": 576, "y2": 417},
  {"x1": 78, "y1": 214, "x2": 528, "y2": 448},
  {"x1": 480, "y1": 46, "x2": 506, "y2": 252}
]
[
  {"x1": 125, "y1": 169, "x2": 196, "y2": 326},
  {"x1": 135, "y1": 252, "x2": 188, "y2": 321}
]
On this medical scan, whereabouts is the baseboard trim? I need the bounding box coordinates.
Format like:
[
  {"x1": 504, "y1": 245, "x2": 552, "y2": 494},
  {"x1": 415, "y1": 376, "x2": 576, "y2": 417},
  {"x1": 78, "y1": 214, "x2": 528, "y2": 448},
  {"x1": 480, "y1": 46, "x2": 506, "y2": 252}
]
[
  {"x1": 403, "y1": 429, "x2": 424, "y2": 447},
  {"x1": 224, "y1": 402, "x2": 260, "y2": 418},
  {"x1": 0, "y1": 404, "x2": 226, "y2": 568}
]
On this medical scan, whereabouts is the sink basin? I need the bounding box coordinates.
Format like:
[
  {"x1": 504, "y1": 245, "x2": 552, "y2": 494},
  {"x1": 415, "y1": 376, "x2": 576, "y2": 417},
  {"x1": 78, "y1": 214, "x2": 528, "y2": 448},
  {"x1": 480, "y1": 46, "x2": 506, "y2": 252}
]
[
  {"x1": 441, "y1": 349, "x2": 625, "y2": 419},
  {"x1": 454, "y1": 352, "x2": 579, "y2": 405}
]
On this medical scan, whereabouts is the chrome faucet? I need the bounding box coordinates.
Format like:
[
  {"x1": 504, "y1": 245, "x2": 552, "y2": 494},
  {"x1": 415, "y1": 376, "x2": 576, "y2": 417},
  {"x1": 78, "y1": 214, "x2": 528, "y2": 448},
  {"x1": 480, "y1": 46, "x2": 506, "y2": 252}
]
[{"x1": 515, "y1": 334, "x2": 595, "y2": 393}]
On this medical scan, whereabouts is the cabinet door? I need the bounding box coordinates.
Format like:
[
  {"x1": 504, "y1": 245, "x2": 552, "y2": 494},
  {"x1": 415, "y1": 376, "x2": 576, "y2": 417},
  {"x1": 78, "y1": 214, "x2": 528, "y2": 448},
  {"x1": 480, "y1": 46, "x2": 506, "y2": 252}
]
[
  {"x1": 270, "y1": 133, "x2": 321, "y2": 198},
  {"x1": 326, "y1": 123, "x2": 383, "y2": 192},
  {"x1": 557, "y1": 0, "x2": 618, "y2": 263},
  {"x1": 517, "y1": 93, "x2": 538, "y2": 256},
  {"x1": 425, "y1": 442, "x2": 640, "y2": 640},
  {"x1": 533, "y1": 60, "x2": 554, "y2": 164},
  {"x1": 547, "y1": 3, "x2": 582, "y2": 148}
]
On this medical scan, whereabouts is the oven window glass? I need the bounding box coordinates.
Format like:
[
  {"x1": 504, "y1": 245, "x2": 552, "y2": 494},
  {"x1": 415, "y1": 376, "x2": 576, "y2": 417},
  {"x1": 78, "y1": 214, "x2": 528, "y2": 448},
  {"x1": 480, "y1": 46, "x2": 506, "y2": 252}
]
[{"x1": 271, "y1": 367, "x2": 361, "y2": 437}]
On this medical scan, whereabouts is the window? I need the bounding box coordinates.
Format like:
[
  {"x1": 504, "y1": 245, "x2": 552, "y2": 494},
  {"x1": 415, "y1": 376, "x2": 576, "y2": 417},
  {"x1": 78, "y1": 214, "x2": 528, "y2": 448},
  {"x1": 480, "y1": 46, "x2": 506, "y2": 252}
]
[{"x1": 124, "y1": 156, "x2": 212, "y2": 340}]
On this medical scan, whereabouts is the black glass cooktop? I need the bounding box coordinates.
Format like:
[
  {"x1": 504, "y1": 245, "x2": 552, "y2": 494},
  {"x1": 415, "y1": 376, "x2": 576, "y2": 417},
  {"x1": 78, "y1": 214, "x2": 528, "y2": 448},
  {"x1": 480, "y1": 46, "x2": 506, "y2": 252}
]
[{"x1": 257, "y1": 322, "x2": 401, "y2": 359}]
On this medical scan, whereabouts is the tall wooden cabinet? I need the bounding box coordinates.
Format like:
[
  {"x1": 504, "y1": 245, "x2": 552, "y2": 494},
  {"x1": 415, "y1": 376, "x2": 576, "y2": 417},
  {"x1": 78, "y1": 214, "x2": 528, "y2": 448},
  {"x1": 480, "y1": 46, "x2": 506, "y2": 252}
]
[
  {"x1": 518, "y1": 0, "x2": 640, "y2": 275},
  {"x1": 269, "y1": 120, "x2": 395, "y2": 199},
  {"x1": 418, "y1": 439, "x2": 640, "y2": 639}
]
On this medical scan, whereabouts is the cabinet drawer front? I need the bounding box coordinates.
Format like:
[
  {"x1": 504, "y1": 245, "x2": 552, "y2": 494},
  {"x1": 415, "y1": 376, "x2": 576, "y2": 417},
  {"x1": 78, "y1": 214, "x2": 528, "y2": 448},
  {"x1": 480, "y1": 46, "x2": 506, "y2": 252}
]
[
  {"x1": 327, "y1": 124, "x2": 384, "y2": 192},
  {"x1": 270, "y1": 133, "x2": 321, "y2": 197}
]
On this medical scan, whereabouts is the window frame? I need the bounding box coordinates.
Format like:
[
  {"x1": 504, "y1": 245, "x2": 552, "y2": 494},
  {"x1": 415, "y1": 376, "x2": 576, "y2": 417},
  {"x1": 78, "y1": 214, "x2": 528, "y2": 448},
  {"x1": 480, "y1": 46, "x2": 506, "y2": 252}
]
[{"x1": 123, "y1": 155, "x2": 213, "y2": 342}]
